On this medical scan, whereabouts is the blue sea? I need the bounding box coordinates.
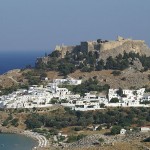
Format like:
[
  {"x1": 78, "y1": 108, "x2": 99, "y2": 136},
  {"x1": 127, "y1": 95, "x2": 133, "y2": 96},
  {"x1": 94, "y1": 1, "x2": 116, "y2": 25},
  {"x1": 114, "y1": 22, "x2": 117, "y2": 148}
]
[
  {"x1": 0, "y1": 50, "x2": 47, "y2": 149},
  {"x1": 0, "y1": 133, "x2": 38, "y2": 150},
  {"x1": 0, "y1": 50, "x2": 50, "y2": 75}
]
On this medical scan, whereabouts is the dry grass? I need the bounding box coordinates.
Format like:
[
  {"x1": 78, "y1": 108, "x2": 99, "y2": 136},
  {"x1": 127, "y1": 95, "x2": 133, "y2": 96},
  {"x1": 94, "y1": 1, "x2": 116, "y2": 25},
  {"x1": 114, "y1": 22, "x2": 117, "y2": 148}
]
[
  {"x1": 69, "y1": 69, "x2": 150, "y2": 89},
  {"x1": 143, "y1": 142, "x2": 150, "y2": 148},
  {"x1": 46, "y1": 71, "x2": 62, "y2": 80}
]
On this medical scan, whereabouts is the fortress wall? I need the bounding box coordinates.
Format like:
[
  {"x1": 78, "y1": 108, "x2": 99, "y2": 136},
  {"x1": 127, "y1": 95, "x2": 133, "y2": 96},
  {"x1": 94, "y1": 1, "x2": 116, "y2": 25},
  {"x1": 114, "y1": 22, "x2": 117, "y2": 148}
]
[
  {"x1": 88, "y1": 43, "x2": 96, "y2": 51},
  {"x1": 100, "y1": 41, "x2": 124, "y2": 51},
  {"x1": 81, "y1": 41, "x2": 100, "y2": 52},
  {"x1": 99, "y1": 40, "x2": 148, "y2": 60},
  {"x1": 100, "y1": 40, "x2": 145, "y2": 52},
  {"x1": 54, "y1": 38, "x2": 149, "y2": 59}
]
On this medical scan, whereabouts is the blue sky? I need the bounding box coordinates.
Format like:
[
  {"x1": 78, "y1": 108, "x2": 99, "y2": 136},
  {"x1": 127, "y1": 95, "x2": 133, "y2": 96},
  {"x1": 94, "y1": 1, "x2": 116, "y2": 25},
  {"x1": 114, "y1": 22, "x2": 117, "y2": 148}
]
[{"x1": 0, "y1": 0, "x2": 150, "y2": 51}]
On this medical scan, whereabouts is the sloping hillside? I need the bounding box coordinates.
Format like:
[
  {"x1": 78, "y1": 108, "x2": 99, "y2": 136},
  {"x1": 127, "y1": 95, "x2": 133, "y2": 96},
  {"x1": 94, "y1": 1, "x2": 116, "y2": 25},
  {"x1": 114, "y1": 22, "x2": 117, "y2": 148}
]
[{"x1": 69, "y1": 69, "x2": 150, "y2": 89}]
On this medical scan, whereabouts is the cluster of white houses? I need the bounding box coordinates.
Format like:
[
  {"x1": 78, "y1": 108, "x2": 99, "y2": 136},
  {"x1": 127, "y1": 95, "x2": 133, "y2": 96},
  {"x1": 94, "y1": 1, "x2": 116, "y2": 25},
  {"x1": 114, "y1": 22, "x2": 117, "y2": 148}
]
[{"x1": 0, "y1": 78, "x2": 150, "y2": 111}]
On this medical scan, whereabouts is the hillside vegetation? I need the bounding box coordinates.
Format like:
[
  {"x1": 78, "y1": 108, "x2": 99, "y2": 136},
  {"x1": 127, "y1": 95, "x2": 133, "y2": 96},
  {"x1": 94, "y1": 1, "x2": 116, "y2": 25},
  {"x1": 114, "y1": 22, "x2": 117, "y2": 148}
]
[
  {"x1": 1, "y1": 38, "x2": 150, "y2": 92},
  {"x1": 36, "y1": 50, "x2": 150, "y2": 76}
]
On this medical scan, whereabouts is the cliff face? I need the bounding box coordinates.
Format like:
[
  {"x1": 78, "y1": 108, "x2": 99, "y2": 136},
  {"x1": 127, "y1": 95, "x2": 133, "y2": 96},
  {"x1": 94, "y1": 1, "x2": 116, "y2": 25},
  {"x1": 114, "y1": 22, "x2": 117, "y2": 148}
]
[{"x1": 53, "y1": 36, "x2": 150, "y2": 60}]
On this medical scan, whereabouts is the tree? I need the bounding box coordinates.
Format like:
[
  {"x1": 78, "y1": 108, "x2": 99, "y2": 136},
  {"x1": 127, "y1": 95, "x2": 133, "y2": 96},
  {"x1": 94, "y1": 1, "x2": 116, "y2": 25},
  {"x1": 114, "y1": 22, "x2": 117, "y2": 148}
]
[
  {"x1": 40, "y1": 72, "x2": 47, "y2": 78},
  {"x1": 49, "y1": 50, "x2": 61, "y2": 58},
  {"x1": 61, "y1": 99, "x2": 67, "y2": 103},
  {"x1": 81, "y1": 66, "x2": 92, "y2": 72},
  {"x1": 58, "y1": 63, "x2": 75, "y2": 76},
  {"x1": 111, "y1": 71, "x2": 121, "y2": 76},
  {"x1": 100, "y1": 103, "x2": 105, "y2": 108},
  {"x1": 35, "y1": 61, "x2": 47, "y2": 69},
  {"x1": 105, "y1": 56, "x2": 116, "y2": 69},
  {"x1": 67, "y1": 134, "x2": 86, "y2": 143},
  {"x1": 28, "y1": 77, "x2": 40, "y2": 85},
  {"x1": 110, "y1": 98, "x2": 119, "y2": 103},
  {"x1": 111, "y1": 126, "x2": 122, "y2": 135},
  {"x1": 143, "y1": 137, "x2": 150, "y2": 142},
  {"x1": 50, "y1": 98, "x2": 58, "y2": 104},
  {"x1": 47, "y1": 58, "x2": 58, "y2": 70},
  {"x1": 96, "y1": 59, "x2": 104, "y2": 71},
  {"x1": 25, "y1": 114, "x2": 43, "y2": 129},
  {"x1": 116, "y1": 88, "x2": 123, "y2": 97},
  {"x1": 11, "y1": 118, "x2": 19, "y2": 127},
  {"x1": 97, "y1": 39, "x2": 102, "y2": 43},
  {"x1": 2, "y1": 120, "x2": 9, "y2": 126},
  {"x1": 99, "y1": 138, "x2": 104, "y2": 143},
  {"x1": 116, "y1": 54, "x2": 123, "y2": 61},
  {"x1": 133, "y1": 91, "x2": 137, "y2": 96}
]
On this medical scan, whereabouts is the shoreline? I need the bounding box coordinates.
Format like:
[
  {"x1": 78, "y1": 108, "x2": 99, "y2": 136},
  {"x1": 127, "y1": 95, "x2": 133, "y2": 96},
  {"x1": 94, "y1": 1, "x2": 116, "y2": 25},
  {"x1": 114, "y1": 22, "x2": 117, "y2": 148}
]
[{"x1": 0, "y1": 126, "x2": 49, "y2": 150}]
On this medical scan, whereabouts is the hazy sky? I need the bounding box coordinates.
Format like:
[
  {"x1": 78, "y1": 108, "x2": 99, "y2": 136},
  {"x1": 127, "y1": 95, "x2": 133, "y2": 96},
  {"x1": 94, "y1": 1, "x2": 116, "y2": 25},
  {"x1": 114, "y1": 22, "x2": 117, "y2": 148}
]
[{"x1": 0, "y1": 0, "x2": 150, "y2": 51}]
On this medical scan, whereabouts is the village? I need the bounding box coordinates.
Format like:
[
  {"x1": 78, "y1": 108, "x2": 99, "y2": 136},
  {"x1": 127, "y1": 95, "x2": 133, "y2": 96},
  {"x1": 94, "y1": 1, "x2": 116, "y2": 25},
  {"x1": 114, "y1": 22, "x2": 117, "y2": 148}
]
[
  {"x1": 0, "y1": 77, "x2": 150, "y2": 110},
  {"x1": 1, "y1": 77, "x2": 150, "y2": 150}
]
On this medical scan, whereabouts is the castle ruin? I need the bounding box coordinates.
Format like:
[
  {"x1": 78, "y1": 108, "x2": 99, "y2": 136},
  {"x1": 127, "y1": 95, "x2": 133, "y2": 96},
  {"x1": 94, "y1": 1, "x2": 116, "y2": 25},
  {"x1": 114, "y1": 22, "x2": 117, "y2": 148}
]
[{"x1": 54, "y1": 36, "x2": 150, "y2": 59}]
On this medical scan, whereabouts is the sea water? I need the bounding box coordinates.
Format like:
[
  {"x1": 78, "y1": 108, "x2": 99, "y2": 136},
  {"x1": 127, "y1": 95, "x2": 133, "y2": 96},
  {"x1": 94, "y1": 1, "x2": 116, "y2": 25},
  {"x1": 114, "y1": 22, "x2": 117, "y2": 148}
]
[
  {"x1": 0, "y1": 133, "x2": 38, "y2": 150},
  {"x1": 0, "y1": 50, "x2": 50, "y2": 74}
]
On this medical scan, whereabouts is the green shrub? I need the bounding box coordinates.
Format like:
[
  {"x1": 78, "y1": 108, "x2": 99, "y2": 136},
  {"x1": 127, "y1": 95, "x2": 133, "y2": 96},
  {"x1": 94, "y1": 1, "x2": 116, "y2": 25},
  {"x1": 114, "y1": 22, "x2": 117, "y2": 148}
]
[
  {"x1": 67, "y1": 134, "x2": 86, "y2": 143},
  {"x1": 143, "y1": 137, "x2": 150, "y2": 142},
  {"x1": 96, "y1": 126, "x2": 102, "y2": 131},
  {"x1": 110, "y1": 98, "x2": 119, "y2": 103},
  {"x1": 111, "y1": 126, "x2": 122, "y2": 135},
  {"x1": 2, "y1": 120, "x2": 9, "y2": 126},
  {"x1": 99, "y1": 138, "x2": 104, "y2": 142},
  {"x1": 11, "y1": 118, "x2": 19, "y2": 127},
  {"x1": 111, "y1": 71, "x2": 121, "y2": 76},
  {"x1": 74, "y1": 126, "x2": 82, "y2": 131}
]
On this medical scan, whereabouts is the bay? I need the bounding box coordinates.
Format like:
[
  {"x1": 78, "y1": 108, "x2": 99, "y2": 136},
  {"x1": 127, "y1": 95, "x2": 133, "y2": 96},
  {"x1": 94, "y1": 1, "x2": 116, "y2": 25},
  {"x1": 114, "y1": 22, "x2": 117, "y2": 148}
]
[{"x1": 0, "y1": 133, "x2": 38, "y2": 150}]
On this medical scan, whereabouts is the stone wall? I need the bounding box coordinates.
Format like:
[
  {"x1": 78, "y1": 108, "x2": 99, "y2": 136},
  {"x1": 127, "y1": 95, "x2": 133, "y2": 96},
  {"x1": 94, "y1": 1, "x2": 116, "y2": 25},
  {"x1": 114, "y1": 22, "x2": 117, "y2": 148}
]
[
  {"x1": 100, "y1": 39, "x2": 150, "y2": 60},
  {"x1": 100, "y1": 40, "x2": 125, "y2": 51},
  {"x1": 53, "y1": 37, "x2": 150, "y2": 59},
  {"x1": 100, "y1": 39, "x2": 145, "y2": 52},
  {"x1": 81, "y1": 41, "x2": 100, "y2": 52}
]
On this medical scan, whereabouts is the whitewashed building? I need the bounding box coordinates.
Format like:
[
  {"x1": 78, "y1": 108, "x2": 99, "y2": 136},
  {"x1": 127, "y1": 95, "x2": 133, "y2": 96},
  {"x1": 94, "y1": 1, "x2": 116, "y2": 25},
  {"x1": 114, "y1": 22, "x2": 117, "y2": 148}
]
[
  {"x1": 141, "y1": 127, "x2": 150, "y2": 132},
  {"x1": 108, "y1": 88, "x2": 145, "y2": 107},
  {"x1": 53, "y1": 77, "x2": 82, "y2": 85}
]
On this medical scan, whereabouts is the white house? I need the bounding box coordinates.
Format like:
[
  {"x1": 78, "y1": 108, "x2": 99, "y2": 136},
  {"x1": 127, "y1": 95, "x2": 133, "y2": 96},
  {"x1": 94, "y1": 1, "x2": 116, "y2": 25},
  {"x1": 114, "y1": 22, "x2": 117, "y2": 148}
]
[
  {"x1": 108, "y1": 89, "x2": 120, "y2": 101},
  {"x1": 108, "y1": 88, "x2": 145, "y2": 107},
  {"x1": 142, "y1": 93, "x2": 150, "y2": 101},
  {"x1": 53, "y1": 77, "x2": 82, "y2": 85},
  {"x1": 141, "y1": 127, "x2": 150, "y2": 132}
]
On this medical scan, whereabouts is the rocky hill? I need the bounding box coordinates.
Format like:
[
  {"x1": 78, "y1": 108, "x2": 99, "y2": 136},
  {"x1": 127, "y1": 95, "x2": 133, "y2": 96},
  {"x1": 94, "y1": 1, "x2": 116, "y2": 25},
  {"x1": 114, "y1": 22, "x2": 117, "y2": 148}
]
[
  {"x1": 0, "y1": 69, "x2": 22, "y2": 88},
  {"x1": 1, "y1": 37, "x2": 150, "y2": 92},
  {"x1": 35, "y1": 37, "x2": 150, "y2": 74},
  {"x1": 36, "y1": 36, "x2": 150, "y2": 64}
]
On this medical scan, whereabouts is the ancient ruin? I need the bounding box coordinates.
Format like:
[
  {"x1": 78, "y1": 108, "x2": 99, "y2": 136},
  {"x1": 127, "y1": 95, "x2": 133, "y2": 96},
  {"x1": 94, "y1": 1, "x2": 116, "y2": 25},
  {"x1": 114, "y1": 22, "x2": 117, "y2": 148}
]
[{"x1": 54, "y1": 36, "x2": 150, "y2": 59}]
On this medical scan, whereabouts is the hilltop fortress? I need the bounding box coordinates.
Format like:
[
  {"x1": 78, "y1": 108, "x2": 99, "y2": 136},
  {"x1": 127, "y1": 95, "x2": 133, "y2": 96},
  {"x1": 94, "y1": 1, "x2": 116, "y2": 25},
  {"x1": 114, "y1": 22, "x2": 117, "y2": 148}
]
[
  {"x1": 36, "y1": 36, "x2": 150, "y2": 66},
  {"x1": 54, "y1": 36, "x2": 150, "y2": 59}
]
